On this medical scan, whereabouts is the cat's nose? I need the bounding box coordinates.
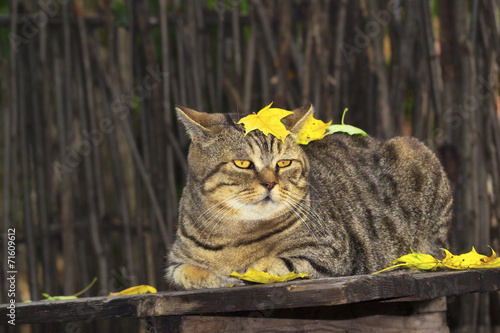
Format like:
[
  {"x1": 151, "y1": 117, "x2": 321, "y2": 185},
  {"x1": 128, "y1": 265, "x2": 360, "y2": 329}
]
[{"x1": 261, "y1": 181, "x2": 277, "y2": 190}]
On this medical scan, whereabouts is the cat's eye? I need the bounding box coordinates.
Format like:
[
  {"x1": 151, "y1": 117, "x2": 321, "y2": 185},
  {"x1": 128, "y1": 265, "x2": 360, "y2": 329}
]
[
  {"x1": 277, "y1": 160, "x2": 292, "y2": 168},
  {"x1": 233, "y1": 160, "x2": 253, "y2": 169}
]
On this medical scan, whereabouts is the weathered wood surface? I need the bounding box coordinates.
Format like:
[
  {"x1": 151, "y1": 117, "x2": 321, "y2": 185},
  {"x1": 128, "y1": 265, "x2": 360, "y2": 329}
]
[
  {"x1": 1, "y1": 269, "x2": 499, "y2": 325},
  {"x1": 153, "y1": 298, "x2": 449, "y2": 333}
]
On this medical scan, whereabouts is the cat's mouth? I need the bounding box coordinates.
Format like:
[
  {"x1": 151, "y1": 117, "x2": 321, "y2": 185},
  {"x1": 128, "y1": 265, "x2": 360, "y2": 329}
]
[
  {"x1": 259, "y1": 195, "x2": 274, "y2": 204},
  {"x1": 234, "y1": 193, "x2": 288, "y2": 221}
]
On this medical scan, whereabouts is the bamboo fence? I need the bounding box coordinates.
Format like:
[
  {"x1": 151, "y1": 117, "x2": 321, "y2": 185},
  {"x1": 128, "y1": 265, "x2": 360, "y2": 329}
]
[{"x1": 0, "y1": 0, "x2": 499, "y2": 332}]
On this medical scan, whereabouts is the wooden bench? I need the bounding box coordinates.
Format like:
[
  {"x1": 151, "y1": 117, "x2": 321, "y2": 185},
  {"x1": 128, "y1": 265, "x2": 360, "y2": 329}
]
[{"x1": 1, "y1": 269, "x2": 499, "y2": 332}]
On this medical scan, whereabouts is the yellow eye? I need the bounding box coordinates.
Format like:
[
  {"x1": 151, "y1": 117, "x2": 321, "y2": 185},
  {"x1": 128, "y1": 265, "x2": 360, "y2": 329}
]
[
  {"x1": 277, "y1": 160, "x2": 292, "y2": 168},
  {"x1": 233, "y1": 160, "x2": 253, "y2": 169}
]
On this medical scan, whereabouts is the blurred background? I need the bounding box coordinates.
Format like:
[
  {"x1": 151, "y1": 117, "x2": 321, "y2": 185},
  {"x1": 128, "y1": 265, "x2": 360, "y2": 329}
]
[{"x1": 0, "y1": 0, "x2": 499, "y2": 332}]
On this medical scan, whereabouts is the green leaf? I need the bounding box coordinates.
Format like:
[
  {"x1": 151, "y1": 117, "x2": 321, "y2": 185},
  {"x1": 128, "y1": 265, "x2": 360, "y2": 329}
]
[
  {"x1": 327, "y1": 108, "x2": 368, "y2": 137},
  {"x1": 327, "y1": 124, "x2": 368, "y2": 136},
  {"x1": 37, "y1": 278, "x2": 97, "y2": 301},
  {"x1": 373, "y1": 249, "x2": 441, "y2": 274}
]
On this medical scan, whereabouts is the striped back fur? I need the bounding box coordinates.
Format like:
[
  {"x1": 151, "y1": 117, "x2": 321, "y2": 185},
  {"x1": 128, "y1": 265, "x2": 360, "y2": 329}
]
[{"x1": 166, "y1": 105, "x2": 453, "y2": 290}]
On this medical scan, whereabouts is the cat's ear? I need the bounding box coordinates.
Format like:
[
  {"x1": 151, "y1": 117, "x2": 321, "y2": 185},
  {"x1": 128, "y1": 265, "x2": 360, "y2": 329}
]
[
  {"x1": 175, "y1": 105, "x2": 225, "y2": 139},
  {"x1": 283, "y1": 103, "x2": 314, "y2": 134}
]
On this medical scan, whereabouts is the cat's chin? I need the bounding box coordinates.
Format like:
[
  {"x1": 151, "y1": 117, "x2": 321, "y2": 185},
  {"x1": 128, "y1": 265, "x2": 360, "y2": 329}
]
[{"x1": 235, "y1": 202, "x2": 289, "y2": 222}]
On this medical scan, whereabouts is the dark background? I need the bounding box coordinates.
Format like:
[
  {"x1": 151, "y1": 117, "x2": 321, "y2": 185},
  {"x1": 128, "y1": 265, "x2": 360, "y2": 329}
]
[{"x1": 0, "y1": 0, "x2": 499, "y2": 332}]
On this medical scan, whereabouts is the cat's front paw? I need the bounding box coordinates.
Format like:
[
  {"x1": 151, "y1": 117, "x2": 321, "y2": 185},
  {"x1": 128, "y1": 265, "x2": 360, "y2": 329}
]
[
  {"x1": 251, "y1": 257, "x2": 290, "y2": 276},
  {"x1": 169, "y1": 264, "x2": 239, "y2": 290}
]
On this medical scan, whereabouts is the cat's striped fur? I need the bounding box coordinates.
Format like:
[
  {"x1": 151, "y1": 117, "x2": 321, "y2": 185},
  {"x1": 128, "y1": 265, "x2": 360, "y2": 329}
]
[{"x1": 166, "y1": 105, "x2": 452, "y2": 290}]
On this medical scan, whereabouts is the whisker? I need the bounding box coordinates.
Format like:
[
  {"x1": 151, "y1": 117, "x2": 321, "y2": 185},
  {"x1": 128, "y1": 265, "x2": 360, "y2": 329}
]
[
  {"x1": 205, "y1": 201, "x2": 245, "y2": 241},
  {"x1": 292, "y1": 197, "x2": 331, "y2": 237},
  {"x1": 281, "y1": 189, "x2": 333, "y2": 239},
  {"x1": 194, "y1": 195, "x2": 242, "y2": 239},
  {"x1": 306, "y1": 180, "x2": 322, "y2": 198},
  {"x1": 282, "y1": 199, "x2": 320, "y2": 242},
  {"x1": 195, "y1": 189, "x2": 254, "y2": 241}
]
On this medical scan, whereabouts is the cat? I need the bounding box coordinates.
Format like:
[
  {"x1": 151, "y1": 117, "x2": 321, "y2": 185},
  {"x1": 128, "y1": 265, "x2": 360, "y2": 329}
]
[{"x1": 166, "y1": 104, "x2": 453, "y2": 290}]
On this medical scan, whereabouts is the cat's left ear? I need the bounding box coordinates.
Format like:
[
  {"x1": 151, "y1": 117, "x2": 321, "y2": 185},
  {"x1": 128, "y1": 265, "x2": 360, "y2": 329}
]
[
  {"x1": 175, "y1": 105, "x2": 226, "y2": 140},
  {"x1": 283, "y1": 103, "x2": 314, "y2": 134}
]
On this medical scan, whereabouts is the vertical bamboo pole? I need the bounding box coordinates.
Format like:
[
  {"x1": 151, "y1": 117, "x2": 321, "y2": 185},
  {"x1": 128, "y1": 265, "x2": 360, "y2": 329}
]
[
  {"x1": 91, "y1": 34, "x2": 137, "y2": 285},
  {"x1": 301, "y1": 2, "x2": 314, "y2": 106},
  {"x1": 53, "y1": 38, "x2": 76, "y2": 295},
  {"x1": 58, "y1": 0, "x2": 77, "y2": 296},
  {"x1": 34, "y1": 7, "x2": 53, "y2": 295},
  {"x1": 331, "y1": 0, "x2": 347, "y2": 117},
  {"x1": 2, "y1": 0, "x2": 19, "y2": 304},
  {"x1": 75, "y1": 0, "x2": 106, "y2": 218},
  {"x1": 274, "y1": 0, "x2": 291, "y2": 107},
  {"x1": 365, "y1": 0, "x2": 391, "y2": 138},
  {"x1": 25, "y1": 43, "x2": 43, "y2": 299},
  {"x1": 243, "y1": 6, "x2": 257, "y2": 112},
  {"x1": 420, "y1": 0, "x2": 443, "y2": 134},
  {"x1": 159, "y1": 0, "x2": 177, "y2": 246},
  {"x1": 216, "y1": 2, "x2": 224, "y2": 111},
  {"x1": 188, "y1": 0, "x2": 205, "y2": 110},
  {"x1": 232, "y1": 1, "x2": 242, "y2": 77},
  {"x1": 175, "y1": 6, "x2": 187, "y2": 106},
  {"x1": 73, "y1": 37, "x2": 109, "y2": 293}
]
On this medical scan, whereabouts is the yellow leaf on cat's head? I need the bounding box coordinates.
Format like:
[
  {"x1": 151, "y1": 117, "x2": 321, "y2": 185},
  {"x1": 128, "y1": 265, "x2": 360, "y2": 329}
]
[
  {"x1": 296, "y1": 114, "x2": 332, "y2": 145},
  {"x1": 230, "y1": 267, "x2": 311, "y2": 284},
  {"x1": 109, "y1": 285, "x2": 157, "y2": 296},
  {"x1": 237, "y1": 102, "x2": 293, "y2": 142}
]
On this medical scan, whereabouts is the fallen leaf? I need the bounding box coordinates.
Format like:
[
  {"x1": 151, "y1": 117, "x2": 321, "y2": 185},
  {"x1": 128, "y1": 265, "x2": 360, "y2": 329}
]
[
  {"x1": 441, "y1": 247, "x2": 500, "y2": 269},
  {"x1": 36, "y1": 277, "x2": 98, "y2": 301},
  {"x1": 296, "y1": 114, "x2": 332, "y2": 145},
  {"x1": 237, "y1": 102, "x2": 293, "y2": 142},
  {"x1": 327, "y1": 108, "x2": 368, "y2": 137},
  {"x1": 374, "y1": 249, "x2": 441, "y2": 274},
  {"x1": 109, "y1": 285, "x2": 157, "y2": 296},
  {"x1": 230, "y1": 267, "x2": 310, "y2": 284},
  {"x1": 42, "y1": 294, "x2": 78, "y2": 301},
  {"x1": 374, "y1": 246, "x2": 500, "y2": 274}
]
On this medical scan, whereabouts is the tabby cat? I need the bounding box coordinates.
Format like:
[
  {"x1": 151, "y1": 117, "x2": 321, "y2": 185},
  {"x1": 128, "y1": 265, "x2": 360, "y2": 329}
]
[{"x1": 166, "y1": 104, "x2": 452, "y2": 290}]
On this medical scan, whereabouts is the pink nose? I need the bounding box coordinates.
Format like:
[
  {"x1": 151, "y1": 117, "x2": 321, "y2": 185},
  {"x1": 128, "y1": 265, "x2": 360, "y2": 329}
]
[{"x1": 262, "y1": 181, "x2": 276, "y2": 190}]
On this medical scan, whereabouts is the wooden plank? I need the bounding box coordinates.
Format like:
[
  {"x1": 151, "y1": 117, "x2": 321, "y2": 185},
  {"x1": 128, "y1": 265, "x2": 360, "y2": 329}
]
[
  {"x1": 140, "y1": 269, "x2": 500, "y2": 317},
  {"x1": 170, "y1": 313, "x2": 449, "y2": 333},
  {"x1": 152, "y1": 298, "x2": 449, "y2": 332},
  {"x1": 1, "y1": 269, "x2": 499, "y2": 325}
]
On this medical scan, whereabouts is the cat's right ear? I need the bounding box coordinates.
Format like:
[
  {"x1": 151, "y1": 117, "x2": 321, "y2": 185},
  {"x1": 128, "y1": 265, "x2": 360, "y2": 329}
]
[
  {"x1": 175, "y1": 105, "x2": 221, "y2": 140},
  {"x1": 283, "y1": 103, "x2": 315, "y2": 134}
]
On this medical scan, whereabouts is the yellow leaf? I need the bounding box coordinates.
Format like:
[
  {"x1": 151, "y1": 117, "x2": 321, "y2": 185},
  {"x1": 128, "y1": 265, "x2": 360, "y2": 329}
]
[
  {"x1": 42, "y1": 293, "x2": 78, "y2": 301},
  {"x1": 37, "y1": 278, "x2": 98, "y2": 301},
  {"x1": 230, "y1": 267, "x2": 311, "y2": 284},
  {"x1": 237, "y1": 102, "x2": 293, "y2": 142},
  {"x1": 373, "y1": 250, "x2": 441, "y2": 274},
  {"x1": 296, "y1": 114, "x2": 332, "y2": 145},
  {"x1": 441, "y1": 247, "x2": 500, "y2": 269},
  {"x1": 374, "y1": 246, "x2": 500, "y2": 274},
  {"x1": 109, "y1": 285, "x2": 157, "y2": 296}
]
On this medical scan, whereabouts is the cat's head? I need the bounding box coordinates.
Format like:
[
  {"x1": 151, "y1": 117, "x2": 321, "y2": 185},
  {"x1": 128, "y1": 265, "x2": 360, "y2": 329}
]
[{"x1": 176, "y1": 105, "x2": 313, "y2": 224}]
